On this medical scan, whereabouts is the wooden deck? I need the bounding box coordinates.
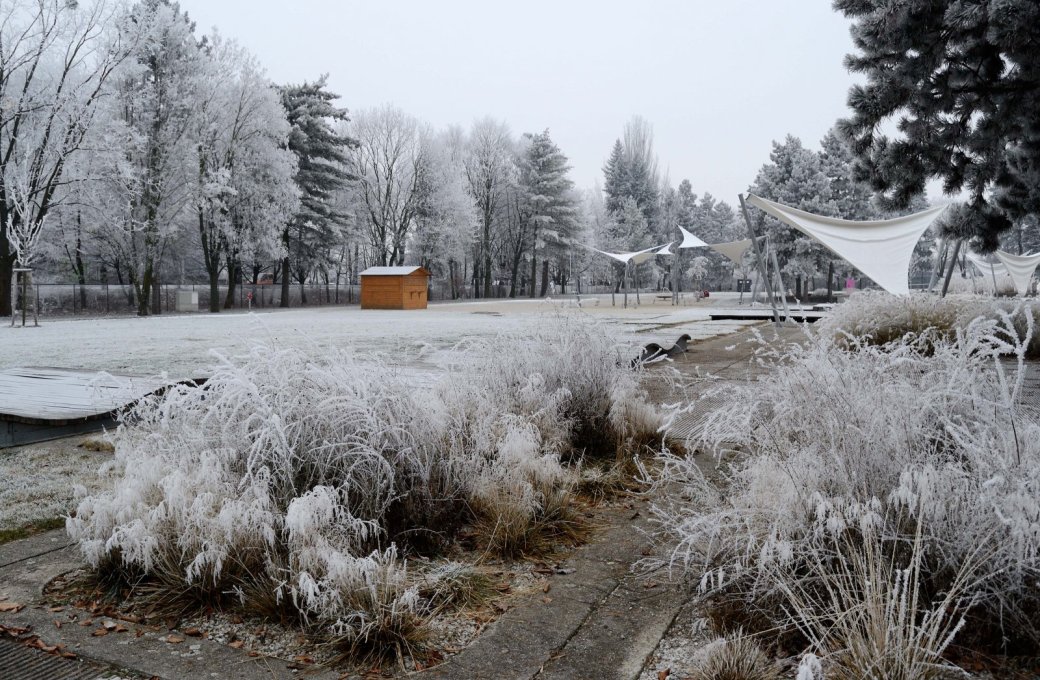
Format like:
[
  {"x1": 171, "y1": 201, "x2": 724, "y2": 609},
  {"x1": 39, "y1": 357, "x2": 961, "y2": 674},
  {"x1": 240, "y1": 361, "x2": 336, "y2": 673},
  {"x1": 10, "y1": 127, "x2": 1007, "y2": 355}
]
[
  {"x1": 708, "y1": 308, "x2": 827, "y2": 323},
  {"x1": 0, "y1": 368, "x2": 174, "y2": 447}
]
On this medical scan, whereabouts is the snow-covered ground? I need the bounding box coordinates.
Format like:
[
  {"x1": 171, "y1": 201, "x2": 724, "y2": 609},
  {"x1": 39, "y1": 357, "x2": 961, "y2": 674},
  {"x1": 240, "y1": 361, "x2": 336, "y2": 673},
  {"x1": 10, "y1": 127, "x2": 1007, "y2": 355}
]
[{"x1": 0, "y1": 293, "x2": 759, "y2": 379}]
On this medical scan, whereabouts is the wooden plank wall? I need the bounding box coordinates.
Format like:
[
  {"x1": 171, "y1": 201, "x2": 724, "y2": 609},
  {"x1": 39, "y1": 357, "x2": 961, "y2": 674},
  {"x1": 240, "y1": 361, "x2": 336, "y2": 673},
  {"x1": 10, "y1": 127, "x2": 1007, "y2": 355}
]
[{"x1": 361, "y1": 273, "x2": 428, "y2": 309}]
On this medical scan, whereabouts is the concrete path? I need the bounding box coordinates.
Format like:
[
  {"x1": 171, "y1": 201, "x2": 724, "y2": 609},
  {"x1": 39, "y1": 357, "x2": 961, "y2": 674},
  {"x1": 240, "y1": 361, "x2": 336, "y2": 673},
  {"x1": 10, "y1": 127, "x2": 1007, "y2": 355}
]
[{"x1": 0, "y1": 530, "x2": 339, "y2": 679}]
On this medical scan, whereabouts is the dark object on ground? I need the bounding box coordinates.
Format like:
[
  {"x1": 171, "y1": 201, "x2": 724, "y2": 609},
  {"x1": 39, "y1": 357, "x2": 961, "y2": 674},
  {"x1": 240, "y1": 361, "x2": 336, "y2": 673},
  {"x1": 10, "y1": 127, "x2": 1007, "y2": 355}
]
[{"x1": 633, "y1": 334, "x2": 692, "y2": 366}]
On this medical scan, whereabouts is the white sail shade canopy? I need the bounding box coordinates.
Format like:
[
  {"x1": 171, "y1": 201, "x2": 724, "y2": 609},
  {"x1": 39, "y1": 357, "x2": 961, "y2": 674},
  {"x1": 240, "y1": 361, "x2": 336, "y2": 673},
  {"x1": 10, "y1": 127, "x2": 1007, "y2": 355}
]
[
  {"x1": 678, "y1": 226, "x2": 709, "y2": 249},
  {"x1": 746, "y1": 194, "x2": 947, "y2": 295},
  {"x1": 586, "y1": 243, "x2": 668, "y2": 265},
  {"x1": 965, "y1": 253, "x2": 1009, "y2": 279},
  {"x1": 656, "y1": 243, "x2": 674, "y2": 256},
  {"x1": 993, "y1": 251, "x2": 1040, "y2": 296},
  {"x1": 708, "y1": 239, "x2": 753, "y2": 265}
]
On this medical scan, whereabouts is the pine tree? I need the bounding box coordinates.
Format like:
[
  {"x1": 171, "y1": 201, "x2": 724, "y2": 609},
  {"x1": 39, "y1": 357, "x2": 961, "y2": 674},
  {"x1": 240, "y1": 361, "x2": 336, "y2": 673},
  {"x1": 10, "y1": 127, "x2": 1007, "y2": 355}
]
[
  {"x1": 278, "y1": 76, "x2": 355, "y2": 306},
  {"x1": 601, "y1": 117, "x2": 659, "y2": 238},
  {"x1": 602, "y1": 139, "x2": 625, "y2": 214},
  {"x1": 520, "y1": 129, "x2": 579, "y2": 297},
  {"x1": 835, "y1": 0, "x2": 1040, "y2": 250}
]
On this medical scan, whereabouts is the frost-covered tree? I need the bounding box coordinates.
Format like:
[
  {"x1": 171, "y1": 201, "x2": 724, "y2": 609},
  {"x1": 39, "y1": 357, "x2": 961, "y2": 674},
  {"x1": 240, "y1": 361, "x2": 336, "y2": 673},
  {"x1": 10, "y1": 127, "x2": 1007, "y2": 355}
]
[
  {"x1": 105, "y1": 0, "x2": 202, "y2": 316},
  {"x1": 519, "y1": 129, "x2": 579, "y2": 297},
  {"x1": 0, "y1": 0, "x2": 134, "y2": 315},
  {"x1": 835, "y1": 0, "x2": 1040, "y2": 250},
  {"x1": 279, "y1": 76, "x2": 354, "y2": 306},
  {"x1": 464, "y1": 118, "x2": 514, "y2": 298},
  {"x1": 192, "y1": 35, "x2": 297, "y2": 312},
  {"x1": 409, "y1": 131, "x2": 476, "y2": 298},
  {"x1": 602, "y1": 116, "x2": 659, "y2": 227},
  {"x1": 349, "y1": 105, "x2": 428, "y2": 267},
  {"x1": 749, "y1": 135, "x2": 836, "y2": 295}
]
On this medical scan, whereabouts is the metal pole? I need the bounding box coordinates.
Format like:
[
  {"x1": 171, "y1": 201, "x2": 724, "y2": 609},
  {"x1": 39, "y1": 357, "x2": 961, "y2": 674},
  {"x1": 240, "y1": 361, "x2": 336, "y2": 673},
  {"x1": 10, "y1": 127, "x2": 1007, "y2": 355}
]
[
  {"x1": 739, "y1": 194, "x2": 782, "y2": 326},
  {"x1": 767, "y1": 235, "x2": 792, "y2": 319}
]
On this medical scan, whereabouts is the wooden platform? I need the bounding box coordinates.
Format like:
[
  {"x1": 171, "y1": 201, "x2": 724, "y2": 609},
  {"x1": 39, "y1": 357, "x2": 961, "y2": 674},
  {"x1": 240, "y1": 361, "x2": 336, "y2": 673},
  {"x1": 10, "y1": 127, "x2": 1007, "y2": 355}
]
[
  {"x1": 0, "y1": 368, "x2": 172, "y2": 447},
  {"x1": 708, "y1": 308, "x2": 827, "y2": 323}
]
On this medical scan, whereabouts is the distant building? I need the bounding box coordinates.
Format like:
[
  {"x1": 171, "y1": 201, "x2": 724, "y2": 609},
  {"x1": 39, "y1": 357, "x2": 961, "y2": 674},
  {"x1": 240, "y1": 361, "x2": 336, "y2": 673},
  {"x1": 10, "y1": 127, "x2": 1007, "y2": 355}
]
[{"x1": 359, "y1": 266, "x2": 430, "y2": 310}]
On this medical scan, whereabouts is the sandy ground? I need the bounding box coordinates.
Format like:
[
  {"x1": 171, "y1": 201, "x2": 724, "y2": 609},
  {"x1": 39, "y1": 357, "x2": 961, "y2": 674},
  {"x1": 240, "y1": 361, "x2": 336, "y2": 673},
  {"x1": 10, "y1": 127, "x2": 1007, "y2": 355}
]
[{"x1": 0, "y1": 293, "x2": 760, "y2": 379}]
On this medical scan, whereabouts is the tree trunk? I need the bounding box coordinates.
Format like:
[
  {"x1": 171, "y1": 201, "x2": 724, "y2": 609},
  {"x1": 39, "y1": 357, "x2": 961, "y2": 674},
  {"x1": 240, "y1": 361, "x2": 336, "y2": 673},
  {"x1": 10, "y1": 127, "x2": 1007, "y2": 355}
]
[
  {"x1": 280, "y1": 258, "x2": 291, "y2": 308},
  {"x1": 529, "y1": 250, "x2": 538, "y2": 298},
  {"x1": 941, "y1": 239, "x2": 962, "y2": 298},
  {"x1": 223, "y1": 256, "x2": 238, "y2": 310},
  {"x1": 539, "y1": 260, "x2": 550, "y2": 297},
  {"x1": 0, "y1": 220, "x2": 13, "y2": 317}
]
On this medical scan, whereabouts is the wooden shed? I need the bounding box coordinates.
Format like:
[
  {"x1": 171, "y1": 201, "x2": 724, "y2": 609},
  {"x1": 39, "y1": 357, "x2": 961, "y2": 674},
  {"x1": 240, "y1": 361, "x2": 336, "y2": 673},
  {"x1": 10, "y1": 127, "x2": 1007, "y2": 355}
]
[{"x1": 360, "y1": 266, "x2": 430, "y2": 310}]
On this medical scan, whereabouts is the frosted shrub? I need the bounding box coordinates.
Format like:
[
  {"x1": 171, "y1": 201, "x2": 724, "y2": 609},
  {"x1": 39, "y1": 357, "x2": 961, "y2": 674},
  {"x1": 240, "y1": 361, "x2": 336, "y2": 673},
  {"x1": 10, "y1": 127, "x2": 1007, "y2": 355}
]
[
  {"x1": 821, "y1": 290, "x2": 1040, "y2": 356},
  {"x1": 68, "y1": 313, "x2": 654, "y2": 654},
  {"x1": 67, "y1": 346, "x2": 443, "y2": 646},
  {"x1": 442, "y1": 312, "x2": 662, "y2": 460},
  {"x1": 651, "y1": 307, "x2": 1040, "y2": 659}
]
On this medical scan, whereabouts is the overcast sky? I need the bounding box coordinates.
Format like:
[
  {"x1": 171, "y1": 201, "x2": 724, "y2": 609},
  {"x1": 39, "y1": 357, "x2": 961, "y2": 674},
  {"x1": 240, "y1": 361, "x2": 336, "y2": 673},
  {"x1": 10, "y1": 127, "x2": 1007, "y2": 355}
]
[{"x1": 179, "y1": 0, "x2": 862, "y2": 205}]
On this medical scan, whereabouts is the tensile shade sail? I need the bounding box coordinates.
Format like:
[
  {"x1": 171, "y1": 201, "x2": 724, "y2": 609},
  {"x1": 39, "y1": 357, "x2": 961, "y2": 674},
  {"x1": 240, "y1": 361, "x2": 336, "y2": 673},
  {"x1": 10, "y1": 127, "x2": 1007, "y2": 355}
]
[
  {"x1": 993, "y1": 250, "x2": 1040, "y2": 296},
  {"x1": 965, "y1": 253, "x2": 1008, "y2": 278},
  {"x1": 708, "y1": 239, "x2": 753, "y2": 265},
  {"x1": 746, "y1": 194, "x2": 947, "y2": 295},
  {"x1": 678, "y1": 226, "x2": 709, "y2": 249}
]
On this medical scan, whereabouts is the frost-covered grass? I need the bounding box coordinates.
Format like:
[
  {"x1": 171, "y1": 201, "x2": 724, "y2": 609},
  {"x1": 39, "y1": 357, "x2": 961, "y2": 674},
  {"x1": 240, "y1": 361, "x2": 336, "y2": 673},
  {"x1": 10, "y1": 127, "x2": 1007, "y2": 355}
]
[
  {"x1": 820, "y1": 290, "x2": 1040, "y2": 356},
  {"x1": 649, "y1": 302, "x2": 1040, "y2": 672},
  {"x1": 67, "y1": 313, "x2": 660, "y2": 659},
  {"x1": 0, "y1": 438, "x2": 113, "y2": 538}
]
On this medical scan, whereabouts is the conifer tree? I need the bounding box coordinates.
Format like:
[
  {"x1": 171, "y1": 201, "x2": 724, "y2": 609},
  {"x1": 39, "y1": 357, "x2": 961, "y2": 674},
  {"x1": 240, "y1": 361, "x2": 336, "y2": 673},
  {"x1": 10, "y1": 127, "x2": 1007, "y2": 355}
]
[
  {"x1": 836, "y1": 0, "x2": 1040, "y2": 250},
  {"x1": 520, "y1": 129, "x2": 579, "y2": 297},
  {"x1": 278, "y1": 76, "x2": 355, "y2": 306}
]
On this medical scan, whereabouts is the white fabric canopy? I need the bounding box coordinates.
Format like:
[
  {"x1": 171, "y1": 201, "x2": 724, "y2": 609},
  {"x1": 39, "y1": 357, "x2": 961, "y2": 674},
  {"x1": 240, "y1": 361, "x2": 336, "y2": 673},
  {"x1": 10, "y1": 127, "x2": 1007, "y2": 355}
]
[
  {"x1": 746, "y1": 194, "x2": 947, "y2": 295},
  {"x1": 708, "y1": 239, "x2": 753, "y2": 265},
  {"x1": 993, "y1": 250, "x2": 1040, "y2": 296},
  {"x1": 586, "y1": 244, "x2": 662, "y2": 265},
  {"x1": 678, "y1": 226, "x2": 709, "y2": 249},
  {"x1": 965, "y1": 253, "x2": 1008, "y2": 279},
  {"x1": 656, "y1": 243, "x2": 674, "y2": 256}
]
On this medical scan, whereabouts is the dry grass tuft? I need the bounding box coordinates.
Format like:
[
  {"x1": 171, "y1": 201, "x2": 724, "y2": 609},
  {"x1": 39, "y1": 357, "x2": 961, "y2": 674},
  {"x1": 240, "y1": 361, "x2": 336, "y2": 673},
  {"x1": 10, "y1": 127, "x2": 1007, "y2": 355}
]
[{"x1": 691, "y1": 630, "x2": 780, "y2": 680}]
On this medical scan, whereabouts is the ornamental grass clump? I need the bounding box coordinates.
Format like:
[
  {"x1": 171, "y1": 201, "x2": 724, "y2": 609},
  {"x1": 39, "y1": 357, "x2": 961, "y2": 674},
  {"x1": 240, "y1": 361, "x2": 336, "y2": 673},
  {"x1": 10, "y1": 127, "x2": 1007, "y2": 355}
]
[
  {"x1": 820, "y1": 290, "x2": 1040, "y2": 356},
  {"x1": 67, "y1": 313, "x2": 656, "y2": 657},
  {"x1": 649, "y1": 304, "x2": 1040, "y2": 667}
]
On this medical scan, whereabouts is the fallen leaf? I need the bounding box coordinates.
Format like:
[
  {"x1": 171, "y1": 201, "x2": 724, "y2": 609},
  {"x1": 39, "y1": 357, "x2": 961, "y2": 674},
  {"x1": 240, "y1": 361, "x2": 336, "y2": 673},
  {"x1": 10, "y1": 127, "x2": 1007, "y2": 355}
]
[
  {"x1": 294, "y1": 655, "x2": 315, "y2": 664},
  {"x1": 114, "y1": 624, "x2": 128, "y2": 633},
  {"x1": 541, "y1": 597, "x2": 553, "y2": 604},
  {"x1": 183, "y1": 627, "x2": 203, "y2": 637},
  {"x1": 90, "y1": 628, "x2": 108, "y2": 637},
  {"x1": 643, "y1": 580, "x2": 660, "y2": 589},
  {"x1": 134, "y1": 629, "x2": 145, "y2": 638},
  {"x1": 658, "y1": 669, "x2": 671, "y2": 680},
  {"x1": 47, "y1": 606, "x2": 64, "y2": 613},
  {"x1": 53, "y1": 620, "x2": 62, "y2": 629},
  {"x1": 228, "y1": 640, "x2": 244, "y2": 649},
  {"x1": 164, "y1": 635, "x2": 184, "y2": 644},
  {"x1": 0, "y1": 602, "x2": 24, "y2": 613},
  {"x1": 542, "y1": 583, "x2": 551, "y2": 593}
]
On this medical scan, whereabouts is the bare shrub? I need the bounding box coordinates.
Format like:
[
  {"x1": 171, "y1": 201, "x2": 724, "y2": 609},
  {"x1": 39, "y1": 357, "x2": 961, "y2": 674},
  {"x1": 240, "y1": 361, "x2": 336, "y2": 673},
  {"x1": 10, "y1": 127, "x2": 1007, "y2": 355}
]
[{"x1": 650, "y1": 304, "x2": 1040, "y2": 659}]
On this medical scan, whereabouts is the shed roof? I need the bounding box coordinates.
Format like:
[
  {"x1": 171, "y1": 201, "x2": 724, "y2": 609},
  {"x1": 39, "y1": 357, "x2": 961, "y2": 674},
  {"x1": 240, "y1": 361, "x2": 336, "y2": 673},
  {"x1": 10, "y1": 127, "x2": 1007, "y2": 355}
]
[{"x1": 359, "y1": 266, "x2": 427, "y2": 276}]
